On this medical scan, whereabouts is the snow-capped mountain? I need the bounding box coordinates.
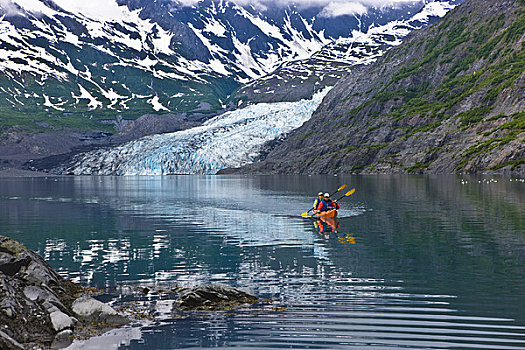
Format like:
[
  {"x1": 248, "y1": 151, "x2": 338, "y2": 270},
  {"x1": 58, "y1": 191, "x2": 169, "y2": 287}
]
[
  {"x1": 48, "y1": 0, "x2": 461, "y2": 176},
  {"x1": 0, "y1": 0, "x2": 460, "y2": 128},
  {"x1": 234, "y1": 0, "x2": 459, "y2": 105}
]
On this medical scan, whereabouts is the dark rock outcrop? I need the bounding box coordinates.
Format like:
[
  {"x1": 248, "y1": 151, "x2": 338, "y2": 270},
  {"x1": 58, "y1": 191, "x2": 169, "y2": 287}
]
[
  {"x1": 109, "y1": 113, "x2": 200, "y2": 143},
  {"x1": 0, "y1": 129, "x2": 112, "y2": 169},
  {"x1": 0, "y1": 236, "x2": 82, "y2": 348},
  {"x1": 0, "y1": 236, "x2": 128, "y2": 349},
  {"x1": 174, "y1": 284, "x2": 258, "y2": 311},
  {"x1": 0, "y1": 113, "x2": 201, "y2": 174}
]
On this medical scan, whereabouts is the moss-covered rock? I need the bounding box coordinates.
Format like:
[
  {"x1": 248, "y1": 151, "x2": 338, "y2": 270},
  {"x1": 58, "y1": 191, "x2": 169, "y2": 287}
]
[{"x1": 174, "y1": 284, "x2": 258, "y2": 311}]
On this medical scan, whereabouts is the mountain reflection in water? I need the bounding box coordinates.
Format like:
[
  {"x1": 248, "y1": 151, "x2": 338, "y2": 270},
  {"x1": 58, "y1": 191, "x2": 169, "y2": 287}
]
[{"x1": 0, "y1": 175, "x2": 524, "y2": 349}]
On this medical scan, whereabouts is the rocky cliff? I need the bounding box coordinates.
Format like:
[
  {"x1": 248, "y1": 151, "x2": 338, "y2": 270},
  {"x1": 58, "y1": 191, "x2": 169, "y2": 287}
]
[
  {"x1": 0, "y1": 236, "x2": 128, "y2": 349},
  {"x1": 238, "y1": 0, "x2": 525, "y2": 175}
]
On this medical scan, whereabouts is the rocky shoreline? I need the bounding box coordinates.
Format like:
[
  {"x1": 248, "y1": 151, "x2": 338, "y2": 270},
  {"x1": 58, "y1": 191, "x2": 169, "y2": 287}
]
[
  {"x1": 0, "y1": 114, "x2": 201, "y2": 176},
  {"x1": 0, "y1": 236, "x2": 258, "y2": 349},
  {"x1": 0, "y1": 167, "x2": 60, "y2": 178}
]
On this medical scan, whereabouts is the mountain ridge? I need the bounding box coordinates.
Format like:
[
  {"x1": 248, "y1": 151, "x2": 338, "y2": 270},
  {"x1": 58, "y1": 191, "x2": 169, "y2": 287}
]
[
  {"x1": 0, "y1": 0, "x2": 457, "y2": 135},
  {"x1": 0, "y1": 0, "x2": 461, "y2": 171},
  {"x1": 234, "y1": 0, "x2": 525, "y2": 175},
  {"x1": 233, "y1": 0, "x2": 457, "y2": 106}
]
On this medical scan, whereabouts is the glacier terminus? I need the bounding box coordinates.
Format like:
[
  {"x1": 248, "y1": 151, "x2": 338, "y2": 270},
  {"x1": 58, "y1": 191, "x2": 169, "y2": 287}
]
[{"x1": 57, "y1": 88, "x2": 331, "y2": 175}]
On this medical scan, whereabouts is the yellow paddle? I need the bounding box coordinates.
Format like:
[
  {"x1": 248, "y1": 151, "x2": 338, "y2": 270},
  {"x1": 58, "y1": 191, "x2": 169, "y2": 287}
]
[
  {"x1": 334, "y1": 188, "x2": 356, "y2": 202},
  {"x1": 301, "y1": 184, "x2": 347, "y2": 217}
]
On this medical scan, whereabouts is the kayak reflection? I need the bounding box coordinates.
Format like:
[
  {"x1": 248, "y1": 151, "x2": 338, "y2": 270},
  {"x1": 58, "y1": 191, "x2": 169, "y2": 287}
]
[
  {"x1": 311, "y1": 217, "x2": 357, "y2": 245},
  {"x1": 313, "y1": 216, "x2": 340, "y2": 234}
]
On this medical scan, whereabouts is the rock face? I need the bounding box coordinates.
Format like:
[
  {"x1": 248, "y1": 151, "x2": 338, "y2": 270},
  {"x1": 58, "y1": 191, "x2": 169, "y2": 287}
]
[
  {"x1": 0, "y1": 129, "x2": 112, "y2": 169},
  {"x1": 0, "y1": 236, "x2": 82, "y2": 349},
  {"x1": 0, "y1": 236, "x2": 127, "y2": 349},
  {"x1": 174, "y1": 285, "x2": 258, "y2": 311},
  {"x1": 237, "y1": 0, "x2": 525, "y2": 175},
  {"x1": 110, "y1": 114, "x2": 201, "y2": 143}
]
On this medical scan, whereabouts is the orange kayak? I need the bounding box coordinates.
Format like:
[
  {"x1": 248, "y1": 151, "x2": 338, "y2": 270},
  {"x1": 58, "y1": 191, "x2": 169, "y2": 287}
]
[{"x1": 314, "y1": 209, "x2": 338, "y2": 218}]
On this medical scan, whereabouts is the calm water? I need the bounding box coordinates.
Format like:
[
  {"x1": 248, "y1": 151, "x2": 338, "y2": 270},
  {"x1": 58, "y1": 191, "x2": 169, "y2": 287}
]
[{"x1": 1, "y1": 175, "x2": 525, "y2": 349}]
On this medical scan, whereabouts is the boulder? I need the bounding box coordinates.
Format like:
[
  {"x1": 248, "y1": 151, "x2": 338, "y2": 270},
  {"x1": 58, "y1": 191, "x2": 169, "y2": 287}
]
[
  {"x1": 72, "y1": 296, "x2": 129, "y2": 326},
  {"x1": 50, "y1": 310, "x2": 75, "y2": 332},
  {"x1": 174, "y1": 284, "x2": 258, "y2": 310},
  {"x1": 0, "y1": 330, "x2": 24, "y2": 350},
  {"x1": 0, "y1": 236, "x2": 81, "y2": 348}
]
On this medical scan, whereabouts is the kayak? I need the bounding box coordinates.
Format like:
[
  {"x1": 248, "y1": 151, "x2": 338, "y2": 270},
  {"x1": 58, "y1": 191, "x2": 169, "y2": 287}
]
[
  {"x1": 301, "y1": 209, "x2": 338, "y2": 219},
  {"x1": 314, "y1": 209, "x2": 338, "y2": 218}
]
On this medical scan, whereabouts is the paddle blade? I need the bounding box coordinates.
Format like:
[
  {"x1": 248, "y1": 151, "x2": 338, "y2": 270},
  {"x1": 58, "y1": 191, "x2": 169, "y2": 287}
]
[
  {"x1": 330, "y1": 184, "x2": 347, "y2": 197},
  {"x1": 336, "y1": 188, "x2": 356, "y2": 201},
  {"x1": 301, "y1": 212, "x2": 308, "y2": 217}
]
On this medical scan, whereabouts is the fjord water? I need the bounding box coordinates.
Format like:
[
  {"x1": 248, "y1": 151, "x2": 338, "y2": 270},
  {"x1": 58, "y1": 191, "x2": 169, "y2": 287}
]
[{"x1": 1, "y1": 175, "x2": 524, "y2": 349}]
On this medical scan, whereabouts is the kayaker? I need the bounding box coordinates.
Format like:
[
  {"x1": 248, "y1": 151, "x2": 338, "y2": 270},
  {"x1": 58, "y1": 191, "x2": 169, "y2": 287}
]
[
  {"x1": 313, "y1": 192, "x2": 324, "y2": 210},
  {"x1": 315, "y1": 193, "x2": 340, "y2": 214}
]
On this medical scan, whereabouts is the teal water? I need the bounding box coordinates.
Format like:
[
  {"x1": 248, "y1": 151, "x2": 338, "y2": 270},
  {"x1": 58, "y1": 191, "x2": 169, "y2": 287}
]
[{"x1": 1, "y1": 175, "x2": 524, "y2": 349}]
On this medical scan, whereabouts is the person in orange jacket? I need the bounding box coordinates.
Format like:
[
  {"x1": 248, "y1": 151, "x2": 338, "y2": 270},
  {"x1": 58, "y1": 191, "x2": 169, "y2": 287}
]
[{"x1": 315, "y1": 193, "x2": 340, "y2": 214}]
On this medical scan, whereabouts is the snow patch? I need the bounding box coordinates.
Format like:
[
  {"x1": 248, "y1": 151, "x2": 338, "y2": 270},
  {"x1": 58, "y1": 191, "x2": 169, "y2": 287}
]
[
  {"x1": 209, "y1": 59, "x2": 230, "y2": 76},
  {"x1": 51, "y1": 0, "x2": 130, "y2": 22},
  {"x1": 12, "y1": 0, "x2": 58, "y2": 17},
  {"x1": 203, "y1": 18, "x2": 227, "y2": 37},
  {"x1": 73, "y1": 85, "x2": 103, "y2": 110},
  {"x1": 148, "y1": 96, "x2": 169, "y2": 112},
  {"x1": 43, "y1": 94, "x2": 64, "y2": 111},
  {"x1": 411, "y1": 1, "x2": 456, "y2": 23}
]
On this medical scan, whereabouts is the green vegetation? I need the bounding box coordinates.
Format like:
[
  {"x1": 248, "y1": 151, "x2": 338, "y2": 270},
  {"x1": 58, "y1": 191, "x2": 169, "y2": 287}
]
[
  {"x1": 455, "y1": 111, "x2": 524, "y2": 171},
  {"x1": 403, "y1": 120, "x2": 442, "y2": 139},
  {"x1": 458, "y1": 107, "x2": 493, "y2": 126},
  {"x1": 490, "y1": 157, "x2": 525, "y2": 170},
  {"x1": 335, "y1": 2, "x2": 525, "y2": 173},
  {"x1": 0, "y1": 71, "x2": 240, "y2": 135},
  {"x1": 363, "y1": 5, "x2": 523, "y2": 131},
  {"x1": 350, "y1": 163, "x2": 367, "y2": 172},
  {"x1": 406, "y1": 161, "x2": 431, "y2": 173},
  {"x1": 496, "y1": 111, "x2": 525, "y2": 132}
]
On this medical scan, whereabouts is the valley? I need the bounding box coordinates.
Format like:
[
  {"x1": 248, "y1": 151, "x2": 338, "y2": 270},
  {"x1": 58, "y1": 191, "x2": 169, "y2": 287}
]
[{"x1": 1, "y1": 0, "x2": 523, "y2": 175}]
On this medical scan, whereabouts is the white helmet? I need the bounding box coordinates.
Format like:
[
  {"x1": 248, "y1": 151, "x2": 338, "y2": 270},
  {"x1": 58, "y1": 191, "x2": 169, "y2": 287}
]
[{"x1": 324, "y1": 193, "x2": 330, "y2": 197}]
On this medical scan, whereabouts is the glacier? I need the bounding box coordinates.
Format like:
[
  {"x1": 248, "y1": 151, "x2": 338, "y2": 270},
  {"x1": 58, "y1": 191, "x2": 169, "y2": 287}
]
[{"x1": 60, "y1": 88, "x2": 331, "y2": 175}]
